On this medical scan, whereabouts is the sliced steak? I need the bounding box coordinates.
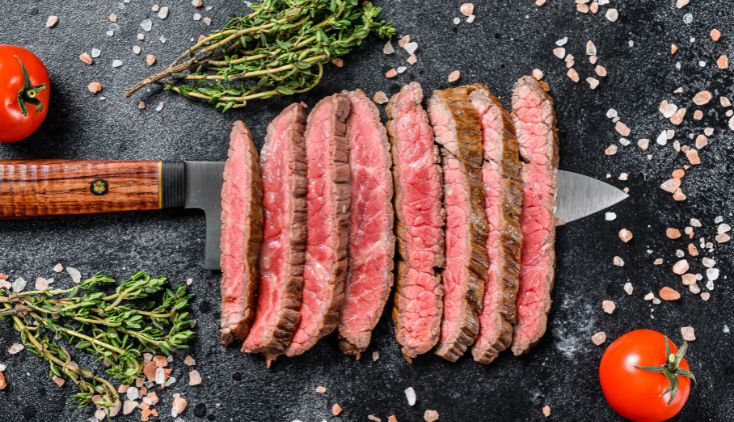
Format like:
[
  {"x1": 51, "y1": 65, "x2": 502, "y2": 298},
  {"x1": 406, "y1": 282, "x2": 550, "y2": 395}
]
[
  {"x1": 469, "y1": 84, "x2": 523, "y2": 364},
  {"x1": 387, "y1": 82, "x2": 445, "y2": 362},
  {"x1": 286, "y1": 94, "x2": 351, "y2": 357},
  {"x1": 242, "y1": 103, "x2": 308, "y2": 364},
  {"x1": 220, "y1": 121, "x2": 263, "y2": 347},
  {"x1": 337, "y1": 89, "x2": 395, "y2": 358},
  {"x1": 511, "y1": 76, "x2": 559, "y2": 356},
  {"x1": 428, "y1": 86, "x2": 488, "y2": 362}
]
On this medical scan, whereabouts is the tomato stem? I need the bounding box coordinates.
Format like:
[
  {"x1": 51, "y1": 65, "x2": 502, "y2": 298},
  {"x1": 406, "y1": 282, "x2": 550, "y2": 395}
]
[
  {"x1": 15, "y1": 56, "x2": 47, "y2": 116},
  {"x1": 635, "y1": 336, "x2": 696, "y2": 405}
]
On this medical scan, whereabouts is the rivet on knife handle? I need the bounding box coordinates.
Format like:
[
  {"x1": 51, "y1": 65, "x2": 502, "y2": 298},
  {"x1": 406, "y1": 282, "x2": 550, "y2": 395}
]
[{"x1": 0, "y1": 160, "x2": 181, "y2": 219}]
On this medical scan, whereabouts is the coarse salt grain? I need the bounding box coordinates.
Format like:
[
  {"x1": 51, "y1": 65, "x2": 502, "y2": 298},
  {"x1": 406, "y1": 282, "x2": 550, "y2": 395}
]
[
  {"x1": 405, "y1": 387, "x2": 417, "y2": 406},
  {"x1": 618, "y1": 229, "x2": 633, "y2": 243},
  {"x1": 459, "y1": 3, "x2": 474, "y2": 17},
  {"x1": 692, "y1": 90, "x2": 713, "y2": 105},
  {"x1": 605, "y1": 8, "x2": 618, "y2": 22},
  {"x1": 681, "y1": 326, "x2": 695, "y2": 341},
  {"x1": 623, "y1": 282, "x2": 633, "y2": 295},
  {"x1": 602, "y1": 300, "x2": 616, "y2": 314},
  {"x1": 672, "y1": 259, "x2": 689, "y2": 275},
  {"x1": 373, "y1": 91, "x2": 388, "y2": 105},
  {"x1": 424, "y1": 409, "x2": 439, "y2": 422},
  {"x1": 604, "y1": 212, "x2": 616, "y2": 221},
  {"x1": 613, "y1": 256, "x2": 624, "y2": 266},
  {"x1": 87, "y1": 82, "x2": 103, "y2": 94},
  {"x1": 448, "y1": 70, "x2": 461, "y2": 83},
  {"x1": 659, "y1": 287, "x2": 681, "y2": 301},
  {"x1": 46, "y1": 16, "x2": 59, "y2": 28},
  {"x1": 591, "y1": 332, "x2": 607, "y2": 345}
]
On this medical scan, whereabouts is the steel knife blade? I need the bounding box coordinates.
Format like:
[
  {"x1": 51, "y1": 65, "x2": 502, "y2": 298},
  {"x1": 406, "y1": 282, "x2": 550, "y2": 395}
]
[{"x1": 555, "y1": 170, "x2": 628, "y2": 226}]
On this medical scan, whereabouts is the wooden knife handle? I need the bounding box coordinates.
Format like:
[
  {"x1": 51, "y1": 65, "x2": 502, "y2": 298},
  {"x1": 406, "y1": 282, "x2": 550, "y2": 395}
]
[{"x1": 0, "y1": 160, "x2": 186, "y2": 219}]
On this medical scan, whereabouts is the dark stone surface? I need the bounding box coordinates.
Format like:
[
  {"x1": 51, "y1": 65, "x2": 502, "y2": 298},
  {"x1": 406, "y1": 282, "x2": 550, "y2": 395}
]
[{"x1": 0, "y1": 0, "x2": 732, "y2": 421}]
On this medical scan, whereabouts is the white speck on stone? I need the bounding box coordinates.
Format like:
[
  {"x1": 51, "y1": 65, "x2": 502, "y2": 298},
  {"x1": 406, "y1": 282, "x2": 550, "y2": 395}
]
[
  {"x1": 604, "y1": 212, "x2": 617, "y2": 221},
  {"x1": 66, "y1": 267, "x2": 82, "y2": 284},
  {"x1": 405, "y1": 387, "x2": 417, "y2": 406},
  {"x1": 106, "y1": 30, "x2": 114, "y2": 37},
  {"x1": 140, "y1": 18, "x2": 153, "y2": 31},
  {"x1": 724, "y1": 325, "x2": 730, "y2": 334}
]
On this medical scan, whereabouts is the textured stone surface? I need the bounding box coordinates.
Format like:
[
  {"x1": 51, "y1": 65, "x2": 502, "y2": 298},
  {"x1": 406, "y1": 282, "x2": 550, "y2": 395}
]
[{"x1": 0, "y1": 0, "x2": 732, "y2": 420}]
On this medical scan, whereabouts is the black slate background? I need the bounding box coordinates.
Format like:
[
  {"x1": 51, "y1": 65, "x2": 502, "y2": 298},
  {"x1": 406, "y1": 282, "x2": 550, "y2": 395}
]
[{"x1": 1, "y1": 0, "x2": 733, "y2": 421}]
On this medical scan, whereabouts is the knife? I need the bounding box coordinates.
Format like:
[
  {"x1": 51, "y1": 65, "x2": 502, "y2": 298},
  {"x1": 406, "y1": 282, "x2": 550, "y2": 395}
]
[{"x1": 0, "y1": 161, "x2": 627, "y2": 270}]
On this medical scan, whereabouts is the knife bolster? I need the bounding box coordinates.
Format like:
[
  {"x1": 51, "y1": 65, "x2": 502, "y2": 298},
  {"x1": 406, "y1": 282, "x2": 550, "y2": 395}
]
[{"x1": 161, "y1": 161, "x2": 186, "y2": 209}]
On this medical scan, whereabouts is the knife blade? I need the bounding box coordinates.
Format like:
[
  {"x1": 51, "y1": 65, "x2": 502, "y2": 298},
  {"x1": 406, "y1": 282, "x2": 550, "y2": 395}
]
[
  {"x1": 555, "y1": 170, "x2": 628, "y2": 225},
  {"x1": 0, "y1": 160, "x2": 625, "y2": 271}
]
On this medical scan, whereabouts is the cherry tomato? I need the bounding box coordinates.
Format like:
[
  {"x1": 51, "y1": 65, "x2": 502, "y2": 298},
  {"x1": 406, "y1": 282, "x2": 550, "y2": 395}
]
[
  {"x1": 0, "y1": 44, "x2": 50, "y2": 142},
  {"x1": 600, "y1": 329, "x2": 696, "y2": 422}
]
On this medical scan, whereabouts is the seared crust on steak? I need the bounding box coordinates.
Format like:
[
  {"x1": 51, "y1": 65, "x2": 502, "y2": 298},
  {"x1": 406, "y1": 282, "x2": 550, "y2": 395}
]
[
  {"x1": 511, "y1": 76, "x2": 559, "y2": 356},
  {"x1": 428, "y1": 86, "x2": 488, "y2": 362},
  {"x1": 220, "y1": 121, "x2": 263, "y2": 347},
  {"x1": 242, "y1": 103, "x2": 308, "y2": 365},
  {"x1": 338, "y1": 89, "x2": 395, "y2": 358},
  {"x1": 469, "y1": 84, "x2": 523, "y2": 364},
  {"x1": 388, "y1": 83, "x2": 445, "y2": 362},
  {"x1": 286, "y1": 93, "x2": 351, "y2": 357}
]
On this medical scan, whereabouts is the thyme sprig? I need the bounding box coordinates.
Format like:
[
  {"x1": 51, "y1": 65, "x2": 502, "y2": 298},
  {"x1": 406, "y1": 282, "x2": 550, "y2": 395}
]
[
  {"x1": 0, "y1": 272, "x2": 195, "y2": 411},
  {"x1": 125, "y1": 0, "x2": 395, "y2": 111}
]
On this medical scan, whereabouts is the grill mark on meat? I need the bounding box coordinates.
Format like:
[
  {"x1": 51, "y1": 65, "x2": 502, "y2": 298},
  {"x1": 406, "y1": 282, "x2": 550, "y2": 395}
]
[
  {"x1": 337, "y1": 89, "x2": 395, "y2": 358},
  {"x1": 220, "y1": 121, "x2": 263, "y2": 347},
  {"x1": 387, "y1": 83, "x2": 445, "y2": 362},
  {"x1": 511, "y1": 76, "x2": 559, "y2": 356},
  {"x1": 468, "y1": 84, "x2": 523, "y2": 364},
  {"x1": 428, "y1": 86, "x2": 488, "y2": 362},
  {"x1": 242, "y1": 103, "x2": 308, "y2": 365},
  {"x1": 286, "y1": 94, "x2": 351, "y2": 357}
]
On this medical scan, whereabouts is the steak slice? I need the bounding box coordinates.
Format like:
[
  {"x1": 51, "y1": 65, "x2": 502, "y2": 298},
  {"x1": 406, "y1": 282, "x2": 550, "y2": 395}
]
[
  {"x1": 242, "y1": 103, "x2": 308, "y2": 365},
  {"x1": 469, "y1": 84, "x2": 523, "y2": 364},
  {"x1": 220, "y1": 121, "x2": 263, "y2": 347},
  {"x1": 428, "y1": 86, "x2": 488, "y2": 362},
  {"x1": 285, "y1": 94, "x2": 351, "y2": 357},
  {"x1": 387, "y1": 82, "x2": 445, "y2": 362},
  {"x1": 337, "y1": 89, "x2": 395, "y2": 358},
  {"x1": 511, "y1": 76, "x2": 559, "y2": 356}
]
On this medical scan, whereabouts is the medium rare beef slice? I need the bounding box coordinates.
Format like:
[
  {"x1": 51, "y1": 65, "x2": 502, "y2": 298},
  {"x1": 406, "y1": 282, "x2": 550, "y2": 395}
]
[
  {"x1": 242, "y1": 103, "x2": 308, "y2": 364},
  {"x1": 428, "y1": 86, "x2": 488, "y2": 362},
  {"x1": 387, "y1": 82, "x2": 445, "y2": 361},
  {"x1": 220, "y1": 121, "x2": 264, "y2": 347},
  {"x1": 286, "y1": 94, "x2": 351, "y2": 357},
  {"x1": 511, "y1": 76, "x2": 559, "y2": 356},
  {"x1": 338, "y1": 89, "x2": 395, "y2": 358},
  {"x1": 469, "y1": 84, "x2": 523, "y2": 364}
]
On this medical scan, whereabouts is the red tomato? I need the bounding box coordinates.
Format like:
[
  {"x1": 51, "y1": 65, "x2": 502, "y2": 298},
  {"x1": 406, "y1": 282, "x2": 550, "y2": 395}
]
[
  {"x1": 600, "y1": 329, "x2": 695, "y2": 422},
  {"x1": 0, "y1": 44, "x2": 50, "y2": 142}
]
